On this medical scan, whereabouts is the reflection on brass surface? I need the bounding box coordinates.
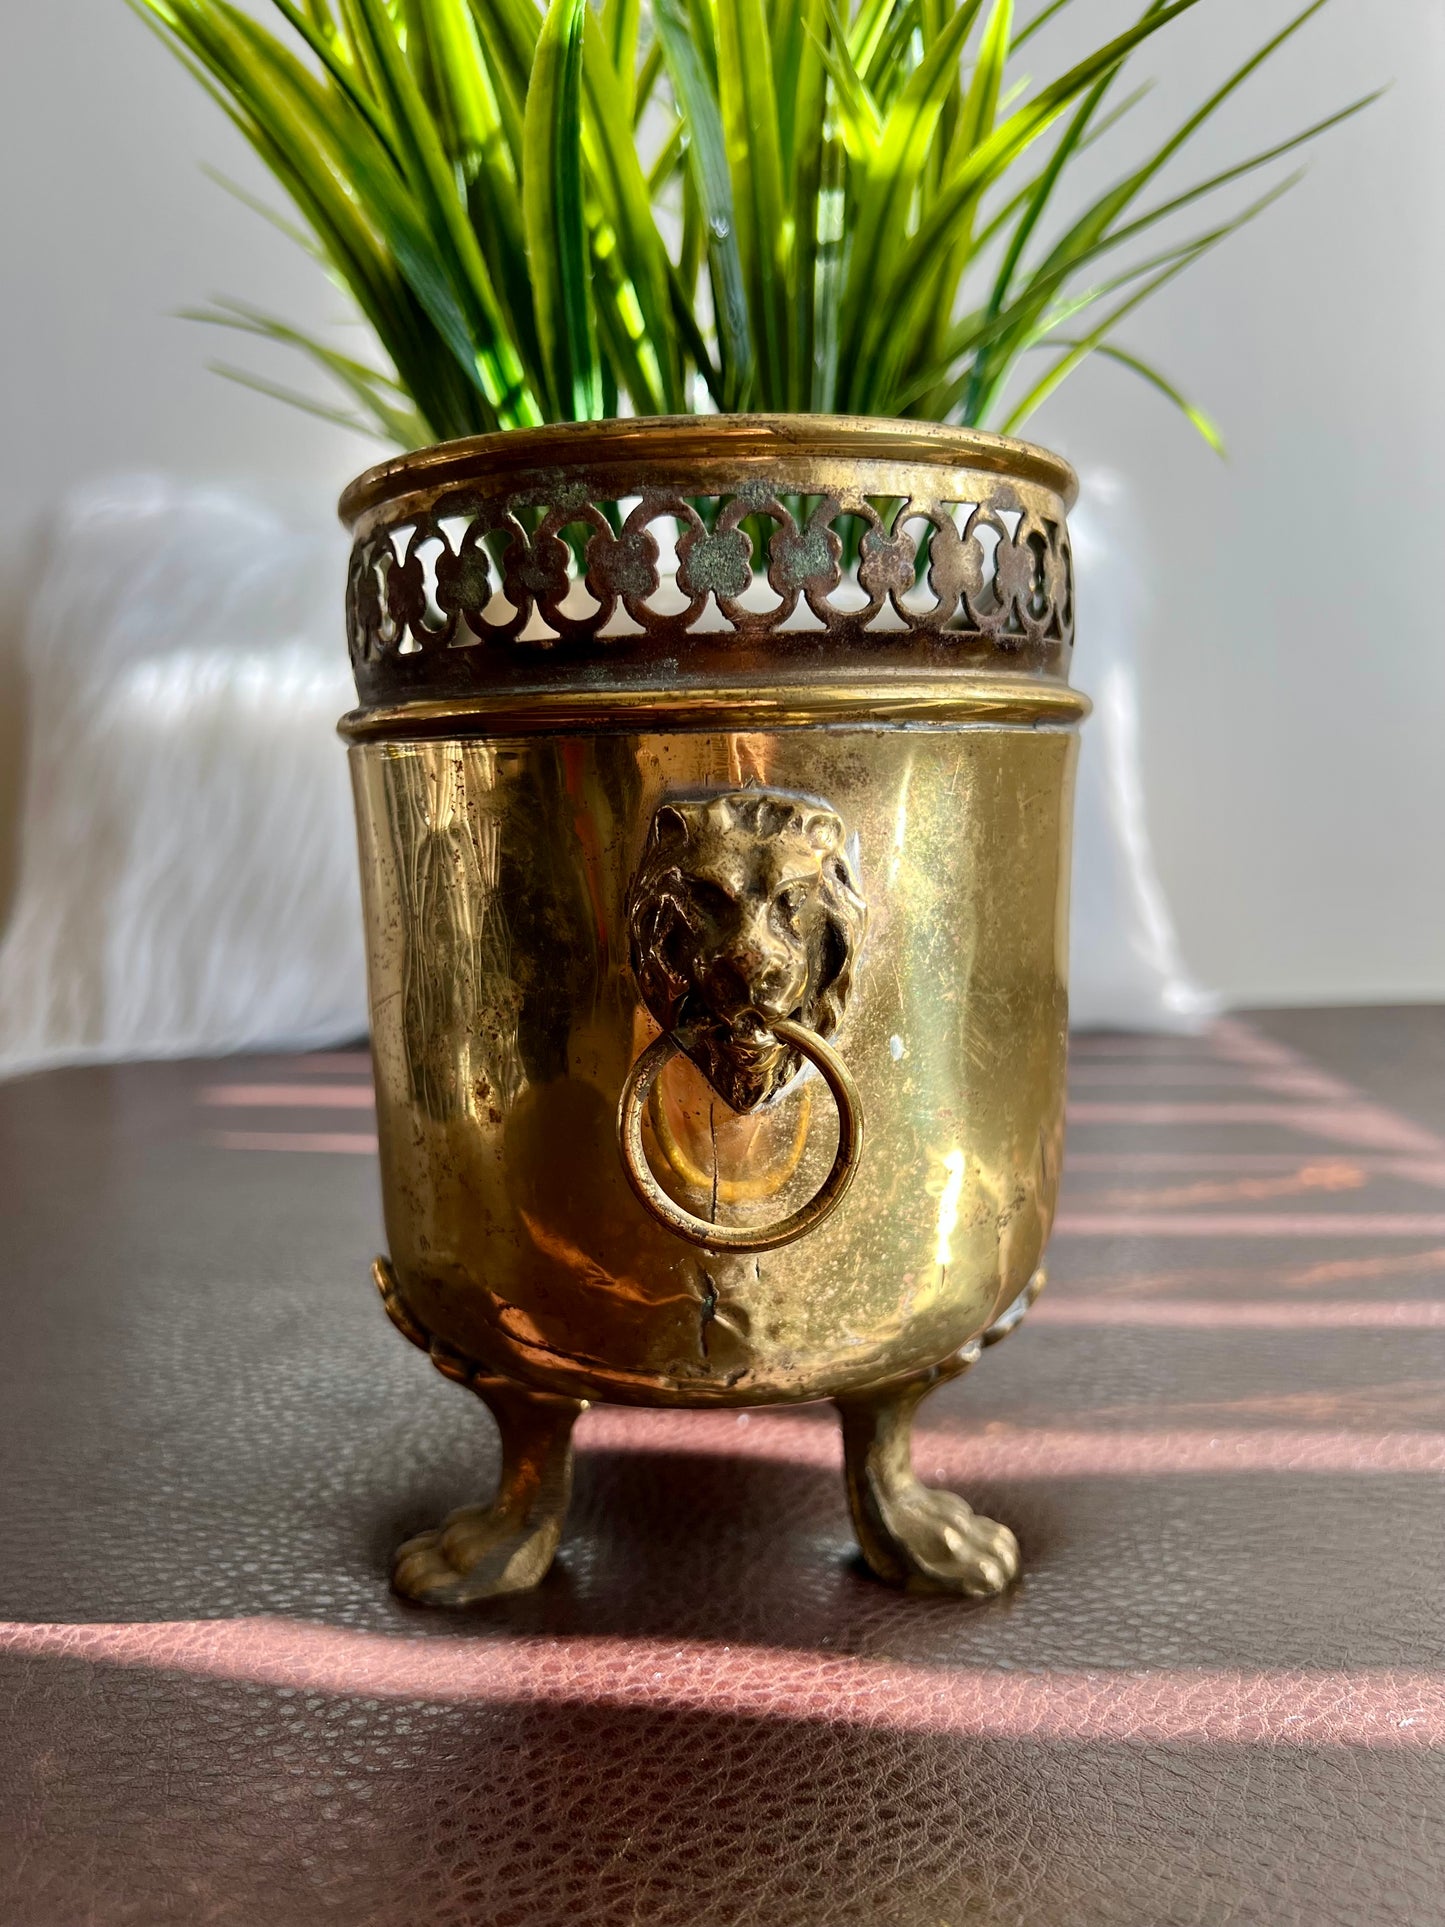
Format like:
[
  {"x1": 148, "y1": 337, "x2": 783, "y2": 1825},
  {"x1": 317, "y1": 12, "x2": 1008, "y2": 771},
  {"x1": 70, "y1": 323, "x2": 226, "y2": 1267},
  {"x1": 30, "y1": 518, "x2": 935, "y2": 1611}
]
[
  {"x1": 619, "y1": 1017, "x2": 864, "y2": 1253},
  {"x1": 344, "y1": 417, "x2": 1081, "y2": 1602}
]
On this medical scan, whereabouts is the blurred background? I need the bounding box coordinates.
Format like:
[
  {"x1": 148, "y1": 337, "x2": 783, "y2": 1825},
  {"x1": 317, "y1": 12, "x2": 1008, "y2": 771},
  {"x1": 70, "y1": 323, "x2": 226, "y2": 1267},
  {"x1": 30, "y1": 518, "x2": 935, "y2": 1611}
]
[{"x1": 0, "y1": 0, "x2": 1440, "y2": 1039}]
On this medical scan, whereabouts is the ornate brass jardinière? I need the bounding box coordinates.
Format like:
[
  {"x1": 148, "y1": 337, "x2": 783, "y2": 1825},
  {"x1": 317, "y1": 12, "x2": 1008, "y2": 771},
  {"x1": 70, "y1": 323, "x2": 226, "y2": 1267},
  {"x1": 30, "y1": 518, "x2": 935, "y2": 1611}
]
[{"x1": 340, "y1": 415, "x2": 1084, "y2": 1603}]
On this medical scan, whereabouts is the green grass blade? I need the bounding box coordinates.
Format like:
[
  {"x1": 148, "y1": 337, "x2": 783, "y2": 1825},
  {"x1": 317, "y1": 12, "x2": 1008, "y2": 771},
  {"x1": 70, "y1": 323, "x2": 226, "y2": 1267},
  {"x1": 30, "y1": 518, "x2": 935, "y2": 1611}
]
[
  {"x1": 855, "y1": 0, "x2": 919, "y2": 94},
  {"x1": 857, "y1": 0, "x2": 1205, "y2": 402},
  {"x1": 913, "y1": 0, "x2": 1011, "y2": 398},
  {"x1": 717, "y1": 0, "x2": 791, "y2": 404},
  {"x1": 771, "y1": 0, "x2": 808, "y2": 175},
  {"x1": 603, "y1": 0, "x2": 642, "y2": 115},
  {"x1": 524, "y1": 0, "x2": 601, "y2": 419},
  {"x1": 848, "y1": 0, "x2": 903, "y2": 76},
  {"x1": 231, "y1": 2, "x2": 519, "y2": 418},
  {"x1": 917, "y1": 0, "x2": 1203, "y2": 261},
  {"x1": 969, "y1": 69, "x2": 1152, "y2": 270},
  {"x1": 809, "y1": 116, "x2": 849, "y2": 411},
  {"x1": 786, "y1": 0, "x2": 829, "y2": 411},
  {"x1": 960, "y1": 9, "x2": 1153, "y2": 420},
  {"x1": 200, "y1": 164, "x2": 323, "y2": 256},
  {"x1": 954, "y1": 0, "x2": 1012, "y2": 160},
  {"x1": 645, "y1": 114, "x2": 685, "y2": 192},
  {"x1": 811, "y1": 1, "x2": 884, "y2": 161},
  {"x1": 399, "y1": 2, "x2": 540, "y2": 382},
  {"x1": 463, "y1": 0, "x2": 537, "y2": 88},
  {"x1": 998, "y1": 174, "x2": 1296, "y2": 432},
  {"x1": 654, "y1": 0, "x2": 755, "y2": 406},
  {"x1": 632, "y1": 37, "x2": 664, "y2": 124},
  {"x1": 968, "y1": 83, "x2": 1158, "y2": 260},
  {"x1": 591, "y1": 207, "x2": 674, "y2": 412},
  {"x1": 1011, "y1": 0, "x2": 1340, "y2": 316},
  {"x1": 463, "y1": 0, "x2": 539, "y2": 155},
  {"x1": 838, "y1": 0, "x2": 983, "y2": 405},
  {"x1": 666, "y1": 250, "x2": 726, "y2": 404},
  {"x1": 1096, "y1": 91, "x2": 1380, "y2": 260},
  {"x1": 345, "y1": 0, "x2": 540, "y2": 420},
  {"x1": 136, "y1": 0, "x2": 494, "y2": 434},
  {"x1": 403, "y1": 0, "x2": 499, "y2": 173},
  {"x1": 1012, "y1": 0, "x2": 1074, "y2": 50},
  {"x1": 921, "y1": 170, "x2": 1306, "y2": 419},
  {"x1": 210, "y1": 363, "x2": 391, "y2": 438},
  {"x1": 966, "y1": 87, "x2": 1376, "y2": 422},
  {"x1": 190, "y1": 296, "x2": 430, "y2": 441},
  {"x1": 263, "y1": 0, "x2": 400, "y2": 159},
  {"x1": 579, "y1": 9, "x2": 683, "y2": 410},
  {"x1": 918, "y1": 0, "x2": 963, "y2": 193},
  {"x1": 1046, "y1": 339, "x2": 1226, "y2": 452}
]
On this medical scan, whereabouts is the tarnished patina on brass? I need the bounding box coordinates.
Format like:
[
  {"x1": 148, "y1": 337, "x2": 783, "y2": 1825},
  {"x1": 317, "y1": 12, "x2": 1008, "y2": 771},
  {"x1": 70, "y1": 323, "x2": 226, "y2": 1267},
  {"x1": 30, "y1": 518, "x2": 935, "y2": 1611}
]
[{"x1": 343, "y1": 415, "x2": 1082, "y2": 1605}]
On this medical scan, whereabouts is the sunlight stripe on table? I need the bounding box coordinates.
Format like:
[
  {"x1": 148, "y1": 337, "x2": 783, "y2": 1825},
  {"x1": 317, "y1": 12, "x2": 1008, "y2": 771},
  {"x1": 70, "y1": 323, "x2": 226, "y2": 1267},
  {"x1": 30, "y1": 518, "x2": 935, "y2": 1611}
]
[
  {"x1": 3, "y1": 1620, "x2": 1439, "y2": 1747},
  {"x1": 1068, "y1": 1064, "x2": 1349, "y2": 1096},
  {"x1": 285, "y1": 1053, "x2": 373, "y2": 1074},
  {"x1": 197, "y1": 1084, "x2": 376, "y2": 1109},
  {"x1": 1066, "y1": 1102, "x2": 1444, "y2": 1155},
  {"x1": 206, "y1": 1130, "x2": 378, "y2": 1155},
  {"x1": 1056, "y1": 1212, "x2": 1445, "y2": 1238},
  {"x1": 1066, "y1": 1153, "x2": 1445, "y2": 1181},
  {"x1": 571, "y1": 1409, "x2": 1445, "y2": 1478},
  {"x1": 1030, "y1": 1296, "x2": 1445, "y2": 1330}
]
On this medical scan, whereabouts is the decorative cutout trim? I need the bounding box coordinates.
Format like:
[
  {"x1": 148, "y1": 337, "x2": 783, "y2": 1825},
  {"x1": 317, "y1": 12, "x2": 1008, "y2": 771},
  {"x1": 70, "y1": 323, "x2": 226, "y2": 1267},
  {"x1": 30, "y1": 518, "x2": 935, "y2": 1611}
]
[{"x1": 340, "y1": 422, "x2": 1077, "y2": 710}]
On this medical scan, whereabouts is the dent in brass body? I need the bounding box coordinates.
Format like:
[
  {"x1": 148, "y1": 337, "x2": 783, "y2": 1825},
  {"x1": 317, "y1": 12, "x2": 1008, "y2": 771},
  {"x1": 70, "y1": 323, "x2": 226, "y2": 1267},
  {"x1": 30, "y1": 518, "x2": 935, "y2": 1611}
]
[{"x1": 343, "y1": 416, "x2": 1082, "y2": 1603}]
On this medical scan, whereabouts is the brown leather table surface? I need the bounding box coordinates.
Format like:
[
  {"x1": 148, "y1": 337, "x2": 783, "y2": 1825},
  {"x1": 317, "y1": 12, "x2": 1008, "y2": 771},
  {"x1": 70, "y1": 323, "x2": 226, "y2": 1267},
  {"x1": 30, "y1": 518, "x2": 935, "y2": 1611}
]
[{"x1": 2, "y1": 1009, "x2": 1442, "y2": 1925}]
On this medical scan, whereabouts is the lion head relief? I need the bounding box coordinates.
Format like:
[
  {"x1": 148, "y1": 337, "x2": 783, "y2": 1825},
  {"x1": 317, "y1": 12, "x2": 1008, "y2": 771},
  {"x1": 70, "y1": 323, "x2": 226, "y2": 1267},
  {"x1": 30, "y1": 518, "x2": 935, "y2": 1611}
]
[{"x1": 627, "y1": 788, "x2": 868, "y2": 1113}]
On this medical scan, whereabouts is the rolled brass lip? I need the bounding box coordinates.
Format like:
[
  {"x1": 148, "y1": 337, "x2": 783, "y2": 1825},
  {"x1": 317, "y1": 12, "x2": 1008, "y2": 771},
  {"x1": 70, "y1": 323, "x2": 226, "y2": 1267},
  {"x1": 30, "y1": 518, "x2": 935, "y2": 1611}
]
[
  {"x1": 338, "y1": 412, "x2": 1080, "y2": 527},
  {"x1": 338, "y1": 673, "x2": 1091, "y2": 742}
]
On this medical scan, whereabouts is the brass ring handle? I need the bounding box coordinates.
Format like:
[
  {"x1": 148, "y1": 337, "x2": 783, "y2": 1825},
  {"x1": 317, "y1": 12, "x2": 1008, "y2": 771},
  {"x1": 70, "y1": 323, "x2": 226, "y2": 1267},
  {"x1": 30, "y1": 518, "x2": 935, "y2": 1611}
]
[{"x1": 618, "y1": 1017, "x2": 865, "y2": 1253}]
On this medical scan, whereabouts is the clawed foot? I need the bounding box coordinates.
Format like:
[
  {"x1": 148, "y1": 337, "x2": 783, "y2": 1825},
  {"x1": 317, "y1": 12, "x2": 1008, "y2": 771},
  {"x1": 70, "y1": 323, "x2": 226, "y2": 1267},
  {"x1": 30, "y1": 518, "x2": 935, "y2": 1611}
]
[
  {"x1": 870, "y1": 1486, "x2": 1020, "y2": 1597},
  {"x1": 389, "y1": 1373, "x2": 584, "y2": 1608},
  {"x1": 838, "y1": 1374, "x2": 1023, "y2": 1598},
  {"x1": 393, "y1": 1503, "x2": 565, "y2": 1605}
]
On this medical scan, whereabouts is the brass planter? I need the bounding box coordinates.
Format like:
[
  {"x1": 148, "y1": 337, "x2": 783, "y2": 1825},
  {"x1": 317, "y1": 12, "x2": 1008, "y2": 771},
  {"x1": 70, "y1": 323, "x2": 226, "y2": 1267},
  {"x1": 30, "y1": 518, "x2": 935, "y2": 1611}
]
[{"x1": 340, "y1": 415, "x2": 1084, "y2": 1603}]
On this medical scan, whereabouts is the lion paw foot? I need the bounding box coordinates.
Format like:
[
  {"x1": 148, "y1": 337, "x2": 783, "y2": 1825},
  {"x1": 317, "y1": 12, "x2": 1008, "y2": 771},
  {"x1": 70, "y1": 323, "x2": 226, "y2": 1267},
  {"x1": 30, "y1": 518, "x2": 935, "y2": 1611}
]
[
  {"x1": 881, "y1": 1489, "x2": 1020, "y2": 1597},
  {"x1": 392, "y1": 1504, "x2": 562, "y2": 1606}
]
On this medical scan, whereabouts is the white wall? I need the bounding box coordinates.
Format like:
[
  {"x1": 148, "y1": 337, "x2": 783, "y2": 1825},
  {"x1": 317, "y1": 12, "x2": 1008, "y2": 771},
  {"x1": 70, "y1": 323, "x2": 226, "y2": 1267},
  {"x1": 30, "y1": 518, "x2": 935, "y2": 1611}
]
[
  {"x1": 1, "y1": 0, "x2": 1441, "y2": 1007},
  {"x1": 1030, "y1": 0, "x2": 1445, "y2": 1006}
]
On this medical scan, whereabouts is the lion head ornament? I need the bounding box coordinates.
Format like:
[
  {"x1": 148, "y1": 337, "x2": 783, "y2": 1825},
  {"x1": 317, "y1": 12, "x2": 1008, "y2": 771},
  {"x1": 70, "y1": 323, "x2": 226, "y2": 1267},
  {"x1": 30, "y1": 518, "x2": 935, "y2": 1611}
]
[{"x1": 627, "y1": 788, "x2": 869, "y2": 1113}]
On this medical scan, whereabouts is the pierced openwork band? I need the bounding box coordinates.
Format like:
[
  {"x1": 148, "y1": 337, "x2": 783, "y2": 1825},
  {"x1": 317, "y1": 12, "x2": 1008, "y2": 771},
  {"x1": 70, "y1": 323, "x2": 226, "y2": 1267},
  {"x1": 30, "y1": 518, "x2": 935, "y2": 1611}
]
[
  {"x1": 339, "y1": 416, "x2": 1078, "y2": 713},
  {"x1": 618, "y1": 1018, "x2": 864, "y2": 1253}
]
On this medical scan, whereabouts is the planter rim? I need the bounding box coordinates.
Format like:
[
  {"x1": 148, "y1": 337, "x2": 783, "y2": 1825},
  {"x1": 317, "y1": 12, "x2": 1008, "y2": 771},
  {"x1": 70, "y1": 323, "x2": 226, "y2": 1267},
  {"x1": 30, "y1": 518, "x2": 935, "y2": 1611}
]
[
  {"x1": 338, "y1": 411, "x2": 1078, "y2": 527},
  {"x1": 338, "y1": 672, "x2": 1090, "y2": 743}
]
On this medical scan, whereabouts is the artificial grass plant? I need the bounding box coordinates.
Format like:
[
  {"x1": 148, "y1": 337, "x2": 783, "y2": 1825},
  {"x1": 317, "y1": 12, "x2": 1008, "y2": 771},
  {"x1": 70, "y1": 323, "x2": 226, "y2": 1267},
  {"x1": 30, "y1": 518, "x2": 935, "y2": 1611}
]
[{"x1": 130, "y1": 0, "x2": 1372, "y2": 449}]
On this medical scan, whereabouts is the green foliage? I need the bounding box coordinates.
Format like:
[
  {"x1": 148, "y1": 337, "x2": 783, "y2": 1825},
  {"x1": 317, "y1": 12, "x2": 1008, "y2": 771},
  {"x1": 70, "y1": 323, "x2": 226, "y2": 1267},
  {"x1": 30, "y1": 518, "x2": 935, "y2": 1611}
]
[{"x1": 130, "y1": 0, "x2": 1373, "y2": 448}]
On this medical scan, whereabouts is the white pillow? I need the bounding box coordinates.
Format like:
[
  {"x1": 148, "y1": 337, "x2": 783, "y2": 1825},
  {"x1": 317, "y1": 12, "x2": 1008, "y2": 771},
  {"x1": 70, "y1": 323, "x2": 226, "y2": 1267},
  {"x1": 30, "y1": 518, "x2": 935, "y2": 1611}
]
[
  {"x1": 1067, "y1": 471, "x2": 1216, "y2": 1031},
  {"x1": 0, "y1": 477, "x2": 366, "y2": 1074}
]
